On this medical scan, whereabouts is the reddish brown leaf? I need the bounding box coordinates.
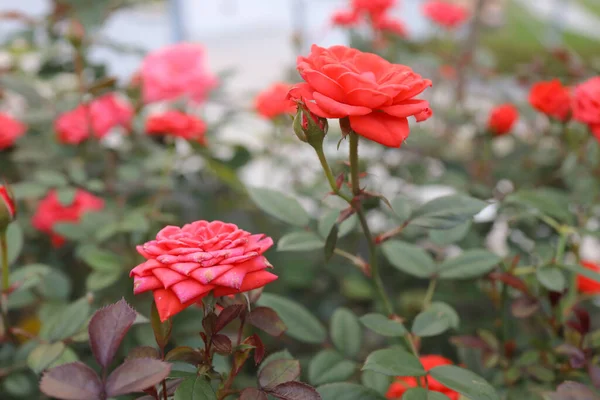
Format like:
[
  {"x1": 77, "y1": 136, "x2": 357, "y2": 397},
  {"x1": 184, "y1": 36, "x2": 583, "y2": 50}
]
[
  {"x1": 151, "y1": 302, "x2": 172, "y2": 350},
  {"x1": 511, "y1": 297, "x2": 539, "y2": 318},
  {"x1": 89, "y1": 298, "x2": 136, "y2": 369},
  {"x1": 127, "y1": 346, "x2": 159, "y2": 360},
  {"x1": 269, "y1": 381, "x2": 321, "y2": 400},
  {"x1": 165, "y1": 346, "x2": 202, "y2": 363},
  {"x1": 105, "y1": 358, "x2": 171, "y2": 397},
  {"x1": 488, "y1": 272, "x2": 529, "y2": 294},
  {"x1": 249, "y1": 307, "x2": 287, "y2": 337},
  {"x1": 40, "y1": 362, "x2": 102, "y2": 400},
  {"x1": 212, "y1": 334, "x2": 233, "y2": 354},
  {"x1": 240, "y1": 388, "x2": 269, "y2": 400},
  {"x1": 203, "y1": 312, "x2": 218, "y2": 336},
  {"x1": 215, "y1": 304, "x2": 245, "y2": 333},
  {"x1": 258, "y1": 359, "x2": 300, "y2": 390},
  {"x1": 244, "y1": 333, "x2": 265, "y2": 364}
]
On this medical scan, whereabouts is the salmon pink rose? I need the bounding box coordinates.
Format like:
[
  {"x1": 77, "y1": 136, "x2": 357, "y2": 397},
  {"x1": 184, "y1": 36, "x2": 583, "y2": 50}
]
[
  {"x1": 487, "y1": 104, "x2": 518, "y2": 136},
  {"x1": 572, "y1": 77, "x2": 600, "y2": 141},
  {"x1": 386, "y1": 355, "x2": 459, "y2": 400},
  {"x1": 130, "y1": 220, "x2": 277, "y2": 321},
  {"x1": 0, "y1": 113, "x2": 26, "y2": 150},
  {"x1": 32, "y1": 189, "x2": 104, "y2": 247},
  {"x1": 146, "y1": 111, "x2": 208, "y2": 145},
  {"x1": 254, "y1": 83, "x2": 297, "y2": 120},
  {"x1": 140, "y1": 43, "x2": 218, "y2": 104},
  {"x1": 529, "y1": 79, "x2": 571, "y2": 122},
  {"x1": 352, "y1": 0, "x2": 395, "y2": 19},
  {"x1": 288, "y1": 45, "x2": 432, "y2": 147},
  {"x1": 331, "y1": 10, "x2": 360, "y2": 27},
  {"x1": 54, "y1": 105, "x2": 90, "y2": 145},
  {"x1": 422, "y1": 0, "x2": 469, "y2": 29}
]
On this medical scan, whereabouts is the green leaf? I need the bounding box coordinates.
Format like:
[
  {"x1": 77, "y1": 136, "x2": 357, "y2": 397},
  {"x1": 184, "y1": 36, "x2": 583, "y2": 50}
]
[
  {"x1": 362, "y1": 347, "x2": 425, "y2": 377},
  {"x1": 402, "y1": 388, "x2": 451, "y2": 400},
  {"x1": 381, "y1": 240, "x2": 435, "y2": 278},
  {"x1": 56, "y1": 187, "x2": 77, "y2": 206},
  {"x1": 258, "y1": 350, "x2": 293, "y2": 374},
  {"x1": 536, "y1": 266, "x2": 566, "y2": 292},
  {"x1": 410, "y1": 194, "x2": 487, "y2": 229},
  {"x1": 562, "y1": 264, "x2": 600, "y2": 284},
  {"x1": 506, "y1": 188, "x2": 573, "y2": 224},
  {"x1": 86, "y1": 270, "x2": 122, "y2": 291},
  {"x1": 438, "y1": 250, "x2": 501, "y2": 280},
  {"x1": 247, "y1": 187, "x2": 310, "y2": 227},
  {"x1": 52, "y1": 223, "x2": 85, "y2": 241},
  {"x1": 359, "y1": 313, "x2": 407, "y2": 337},
  {"x1": 318, "y1": 383, "x2": 387, "y2": 400},
  {"x1": 390, "y1": 196, "x2": 412, "y2": 223},
  {"x1": 324, "y1": 224, "x2": 338, "y2": 262},
  {"x1": 257, "y1": 293, "x2": 326, "y2": 344},
  {"x1": 77, "y1": 246, "x2": 121, "y2": 272},
  {"x1": 429, "y1": 365, "x2": 499, "y2": 400},
  {"x1": 429, "y1": 221, "x2": 471, "y2": 245},
  {"x1": 318, "y1": 210, "x2": 357, "y2": 238},
  {"x1": 39, "y1": 297, "x2": 90, "y2": 341},
  {"x1": 309, "y1": 350, "x2": 356, "y2": 386},
  {"x1": 10, "y1": 264, "x2": 51, "y2": 292},
  {"x1": 361, "y1": 371, "x2": 390, "y2": 396},
  {"x1": 330, "y1": 308, "x2": 362, "y2": 358},
  {"x1": 174, "y1": 376, "x2": 217, "y2": 400},
  {"x1": 11, "y1": 182, "x2": 47, "y2": 200},
  {"x1": 258, "y1": 359, "x2": 300, "y2": 389},
  {"x1": 277, "y1": 232, "x2": 324, "y2": 252},
  {"x1": 48, "y1": 346, "x2": 79, "y2": 368},
  {"x1": 38, "y1": 269, "x2": 71, "y2": 300},
  {"x1": 411, "y1": 302, "x2": 459, "y2": 337},
  {"x1": 34, "y1": 171, "x2": 67, "y2": 188},
  {"x1": 27, "y1": 342, "x2": 65, "y2": 374},
  {"x1": 6, "y1": 222, "x2": 24, "y2": 265}
]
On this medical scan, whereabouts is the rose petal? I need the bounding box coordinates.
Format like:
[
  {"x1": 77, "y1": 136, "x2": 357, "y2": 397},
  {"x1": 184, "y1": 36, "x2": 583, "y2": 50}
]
[
  {"x1": 153, "y1": 289, "x2": 188, "y2": 322},
  {"x1": 213, "y1": 270, "x2": 278, "y2": 297},
  {"x1": 349, "y1": 113, "x2": 409, "y2": 147},
  {"x1": 170, "y1": 280, "x2": 214, "y2": 304},
  {"x1": 133, "y1": 276, "x2": 162, "y2": 294},
  {"x1": 190, "y1": 264, "x2": 234, "y2": 284},
  {"x1": 313, "y1": 92, "x2": 372, "y2": 117},
  {"x1": 382, "y1": 99, "x2": 431, "y2": 118},
  {"x1": 153, "y1": 268, "x2": 187, "y2": 288},
  {"x1": 302, "y1": 70, "x2": 347, "y2": 102}
]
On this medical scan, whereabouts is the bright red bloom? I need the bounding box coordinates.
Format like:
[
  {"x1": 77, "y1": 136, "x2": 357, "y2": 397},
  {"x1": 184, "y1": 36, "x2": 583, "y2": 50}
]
[
  {"x1": 0, "y1": 184, "x2": 16, "y2": 223},
  {"x1": 130, "y1": 220, "x2": 277, "y2": 321},
  {"x1": 372, "y1": 15, "x2": 408, "y2": 37},
  {"x1": 88, "y1": 93, "x2": 134, "y2": 138},
  {"x1": 254, "y1": 83, "x2": 297, "y2": 120},
  {"x1": 352, "y1": 0, "x2": 396, "y2": 19},
  {"x1": 572, "y1": 77, "x2": 600, "y2": 141},
  {"x1": 577, "y1": 261, "x2": 600, "y2": 295},
  {"x1": 146, "y1": 111, "x2": 208, "y2": 145},
  {"x1": 54, "y1": 105, "x2": 90, "y2": 145},
  {"x1": 529, "y1": 79, "x2": 571, "y2": 122},
  {"x1": 487, "y1": 104, "x2": 519, "y2": 136},
  {"x1": 386, "y1": 355, "x2": 459, "y2": 400},
  {"x1": 0, "y1": 113, "x2": 26, "y2": 150},
  {"x1": 331, "y1": 10, "x2": 360, "y2": 27},
  {"x1": 422, "y1": 0, "x2": 469, "y2": 29},
  {"x1": 140, "y1": 43, "x2": 218, "y2": 104},
  {"x1": 31, "y1": 189, "x2": 104, "y2": 247},
  {"x1": 288, "y1": 45, "x2": 432, "y2": 147}
]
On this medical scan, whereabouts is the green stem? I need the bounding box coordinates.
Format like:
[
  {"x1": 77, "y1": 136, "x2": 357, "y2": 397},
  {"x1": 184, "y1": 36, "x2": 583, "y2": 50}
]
[
  {"x1": 423, "y1": 278, "x2": 437, "y2": 309},
  {"x1": 0, "y1": 230, "x2": 13, "y2": 341},
  {"x1": 555, "y1": 231, "x2": 568, "y2": 265},
  {"x1": 349, "y1": 133, "x2": 361, "y2": 197},
  {"x1": 314, "y1": 143, "x2": 353, "y2": 203}
]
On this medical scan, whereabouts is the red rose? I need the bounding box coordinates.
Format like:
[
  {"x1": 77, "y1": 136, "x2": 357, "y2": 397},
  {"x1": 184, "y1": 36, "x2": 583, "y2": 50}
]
[
  {"x1": 573, "y1": 77, "x2": 600, "y2": 141},
  {"x1": 140, "y1": 43, "x2": 218, "y2": 104},
  {"x1": 331, "y1": 10, "x2": 360, "y2": 27},
  {"x1": 0, "y1": 183, "x2": 16, "y2": 228},
  {"x1": 422, "y1": 0, "x2": 469, "y2": 29},
  {"x1": 54, "y1": 105, "x2": 90, "y2": 145},
  {"x1": 0, "y1": 113, "x2": 26, "y2": 150},
  {"x1": 577, "y1": 261, "x2": 600, "y2": 294},
  {"x1": 288, "y1": 45, "x2": 432, "y2": 147},
  {"x1": 386, "y1": 355, "x2": 459, "y2": 400},
  {"x1": 146, "y1": 111, "x2": 208, "y2": 145},
  {"x1": 528, "y1": 79, "x2": 571, "y2": 122},
  {"x1": 89, "y1": 93, "x2": 134, "y2": 138},
  {"x1": 130, "y1": 220, "x2": 277, "y2": 321},
  {"x1": 254, "y1": 83, "x2": 297, "y2": 120},
  {"x1": 352, "y1": 0, "x2": 395, "y2": 19},
  {"x1": 372, "y1": 15, "x2": 408, "y2": 37},
  {"x1": 32, "y1": 189, "x2": 104, "y2": 247},
  {"x1": 487, "y1": 104, "x2": 518, "y2": 136}
]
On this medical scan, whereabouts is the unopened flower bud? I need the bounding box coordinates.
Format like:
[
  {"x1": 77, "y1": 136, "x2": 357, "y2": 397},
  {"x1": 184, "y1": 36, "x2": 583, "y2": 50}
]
[
  {"x1": 0, "y1": 182, "x2": 16, "y2": 231},
  {"x1": 293, "y1": 107, "x2": 328, "y2": 147}
]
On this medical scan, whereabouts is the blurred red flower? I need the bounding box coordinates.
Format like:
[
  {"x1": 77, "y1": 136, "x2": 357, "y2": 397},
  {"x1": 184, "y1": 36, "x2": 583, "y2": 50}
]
[
  {"x1": 254, "y1": 83, "x2": 297, "y2": 120},
  {"x1": 488, "y1": 104, "x2": 518, "y2": 136},
  {"x1": 422, "y1": 0, "x2": 469, "y2": 30},
  {"x1": 529, "y1": 79, "x2": 571, "y2": 122},
  {"x1": 140, "y1": 43, "x2": 218, "y2": 104},
  {"x1": 0, "y1": 113, "x2": 26, "y2": 150},
  {"x1": 146, "y1": 111, "x2": 208, "y2": 145},
  {"x1": 386, "y1": 355, "x2": 459, "y2": 399},
  {"x1": 577, "y1": 261, "x2": 600, "y2": 294},
  {"x1": 331, "y1": 10, "x2": 360, "y2": 27},
  {"x1": 288, "y1": 45, "x2": 431, "y2": 147},
  {"x1": 572, "y1": 77, "x2": 600, "y2": 141},
  {"x1": 130, "y1": 220, "x2": 277, "y2": 321},
  {"x1": 352, "y1": 0, "x2": 396, "y2": 20},
  {"x1": 372, "y1": 15, "x2": 408, "y2": 37},
  {"x1": 54, "y1": 105, "x2": 90, "y2": 145},
  {"x1": 32, "y1": 189, "x2": 104, "y2": 247}
]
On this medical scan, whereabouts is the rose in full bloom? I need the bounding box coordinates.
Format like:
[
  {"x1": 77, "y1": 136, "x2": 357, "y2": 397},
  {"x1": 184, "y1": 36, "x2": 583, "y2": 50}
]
[
  {"x1": 422, "y1": 0, "x2": 469, "y2": 29},
  {"x1": 572, "y1": 77, "x2": 600, "y2": 140},
  {"x1": 54, "y1": 105, "x2": 90, "y2": 145},
  {"x1": 140, "y1": 43, "x2": 218, "y2": 104},
  {"x1": 0, "y1": 183, "x2": 16, "y2": 229},
  {"x1": 577, "y1": 261, "x2": 600, "y2": 294},
  {"x1": 372, "y1": 15, "x2": 408, "y2": 37},
  {"x1": 88, "y1": 93, "x2": 134, "y2": 138},
  {"x1": 288, "y1": 45, "x2": 432, "y2": 147},
  {"x1": 487, "y1": 104, "x2": 519, "y2": 136},
  {"x1": 528, "y1": 79, "x2": 571, "y2": 122},
  {"x1": 331, "y1": 10, "x2": 360, "y2": 27},
  {"x1": 32, "y1": 189, "x2": 104, "y2": 247},
  {"x1": 0, "y1": 113, "x2": 26, "y2": 150},
  {"x1": 386, "y1": 355, "x2": 459, "y2": 400},
  {"x1": 130, "y1": 220, "x2": 277, "y2": 321},
  {"x1": 146, "y1": 111, "x2": 208, "y2": 145},
  {"x1": 254, "y1": 83, "x2": 297, "y2": 120}
]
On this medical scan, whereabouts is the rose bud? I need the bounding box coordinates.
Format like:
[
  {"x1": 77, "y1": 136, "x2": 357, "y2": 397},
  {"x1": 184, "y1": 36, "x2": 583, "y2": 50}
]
[
  {"x1": 292, "y1": 106, "x2": 328, "y2": 147},
  {"x1": 0, "y1": 182, "x2": 16, "y2": 231}
]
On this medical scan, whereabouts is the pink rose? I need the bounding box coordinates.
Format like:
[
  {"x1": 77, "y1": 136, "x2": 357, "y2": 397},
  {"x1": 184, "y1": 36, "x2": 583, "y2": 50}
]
[
  {"x1": 140, "y1": 43, "x2": 218, "y2": 104},
  {"x1": 89, "y1": 93, "x2": 134, "y2": 138},
  {"x1": 54, "y1": 105, "x2": 90, "y2": 145},
  {"x1": 573, "y1": 77, "x2": 600, "y2": 140}
]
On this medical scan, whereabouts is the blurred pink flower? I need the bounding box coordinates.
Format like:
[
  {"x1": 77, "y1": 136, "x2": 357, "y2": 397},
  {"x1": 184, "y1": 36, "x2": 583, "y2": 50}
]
[
  {"x1": 89, "y1": 93, "x2": 134, "y2": 138},
  {"x1": 0, "y1": 113, "x2": 26, "y2": 150}
]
